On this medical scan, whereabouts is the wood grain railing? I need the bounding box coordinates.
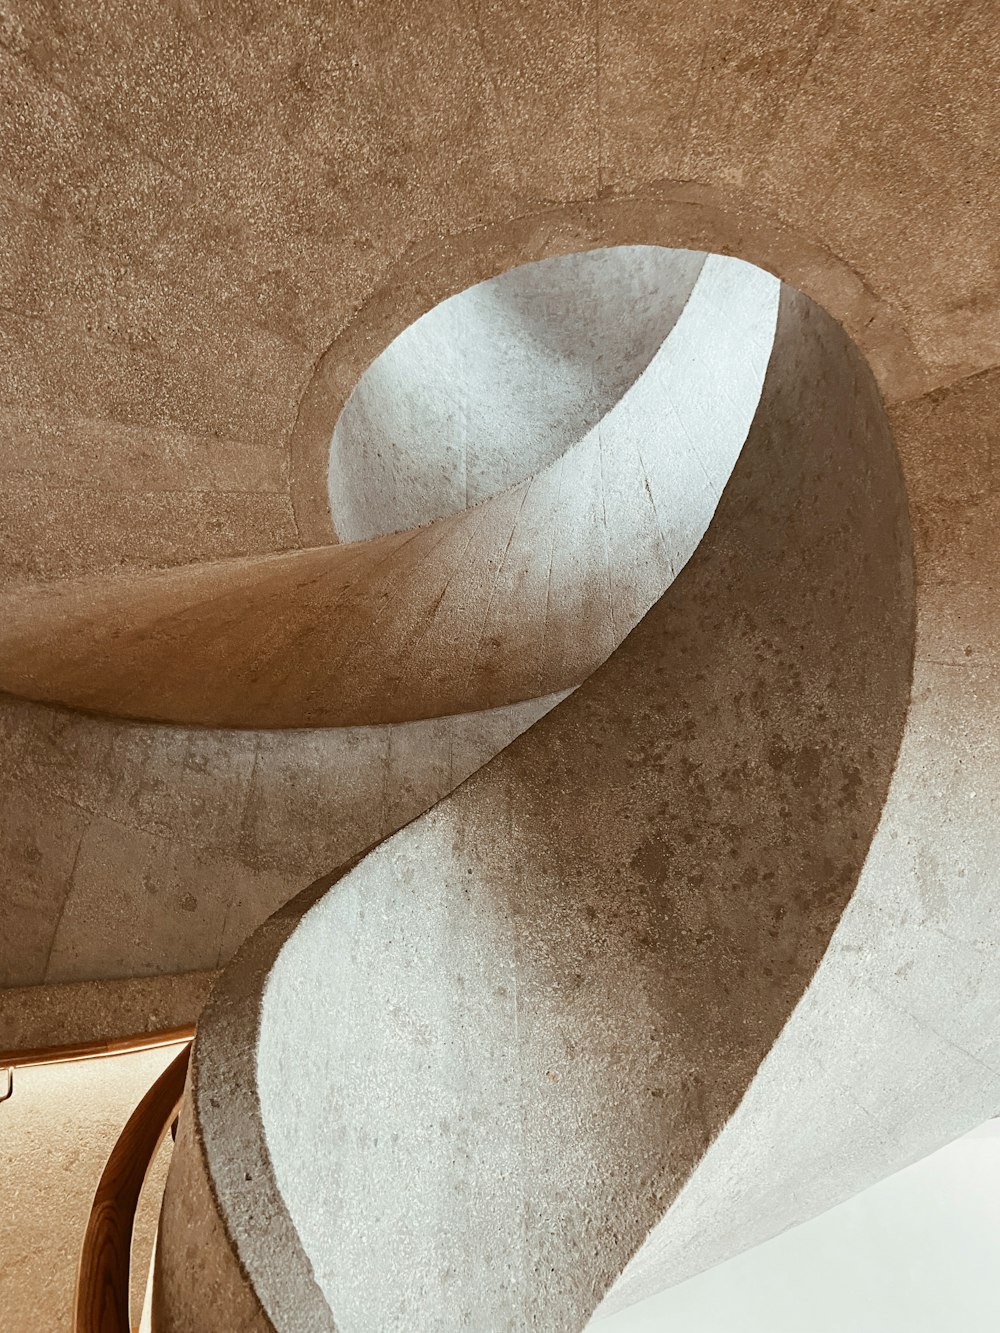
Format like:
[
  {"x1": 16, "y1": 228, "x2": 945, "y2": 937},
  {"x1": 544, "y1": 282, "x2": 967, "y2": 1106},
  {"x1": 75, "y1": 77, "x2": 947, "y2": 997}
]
[
  {"x1": 73, "y1": 1041, "x2": 192, "y2": 1333},
  {"x1": 0, "y1": 1024, "x2": 195, "y2": 1073}
]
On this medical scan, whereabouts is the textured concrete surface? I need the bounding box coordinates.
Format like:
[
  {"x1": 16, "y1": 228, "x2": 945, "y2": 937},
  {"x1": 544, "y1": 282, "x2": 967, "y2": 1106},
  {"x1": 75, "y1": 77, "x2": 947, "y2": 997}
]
[
  {"x1": 591, "y1": 354, "x2": 1000, "y2": 1321},
  {"x1": 0, "y1": 253, "x2": 771, "y2": 728},
  {"x1": 159, "y1": 283, "x2": 914, "y2": 1330},
  {"x1": 0, "y1": 971, "x2": 214, "y2": 1053},
  {"x1": 152, "y1": 247, "x2": 778, "y2": 1330},
  {"x1": 0, "y1": 692, "x2": 561, "y2": 992},
  {"x1": 0, "y1": 1, "x2": 998, "y2": 1329},
  {"x1": 155, "y1": 880, "x2": 342, "y2": 1333},
  {"x1": 329, "y1": 246, "x2": 705, "y2": 540},
  {"x1": 0, "y1": 249, "x2": 764, "y2": 997}
]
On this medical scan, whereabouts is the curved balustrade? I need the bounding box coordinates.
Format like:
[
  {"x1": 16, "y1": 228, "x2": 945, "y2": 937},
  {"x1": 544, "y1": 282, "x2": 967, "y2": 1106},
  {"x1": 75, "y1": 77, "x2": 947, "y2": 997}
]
[
  {"x1": 1, "y1": 6, "x2": 998, "y2": 1331},
  {"x1": 151, "y1": 270, "x2": 920, "y2": 1333},
  {"x1": 74, "y1": 1043, "x2": 192, "y2": 1333}
]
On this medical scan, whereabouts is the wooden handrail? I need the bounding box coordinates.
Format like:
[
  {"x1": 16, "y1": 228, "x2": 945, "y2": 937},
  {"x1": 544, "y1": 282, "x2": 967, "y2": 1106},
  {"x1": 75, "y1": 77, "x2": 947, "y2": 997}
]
[
  {"x1": 74, "y1": 1042, "x2": 192, "y2": 1333},
  {"x1": 0, "y1": 1024, "x2": 196, "y2": 1072}
]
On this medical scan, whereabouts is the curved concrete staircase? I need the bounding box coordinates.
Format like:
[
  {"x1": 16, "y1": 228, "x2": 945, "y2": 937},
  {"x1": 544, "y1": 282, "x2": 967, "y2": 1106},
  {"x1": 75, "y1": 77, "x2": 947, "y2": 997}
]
[
  {"x1": 152, "y1": 259, "x2": 917, "y2": 1330},
  {"x1": 2, "y1": 6, "x2": 999, "y2": 1331}
]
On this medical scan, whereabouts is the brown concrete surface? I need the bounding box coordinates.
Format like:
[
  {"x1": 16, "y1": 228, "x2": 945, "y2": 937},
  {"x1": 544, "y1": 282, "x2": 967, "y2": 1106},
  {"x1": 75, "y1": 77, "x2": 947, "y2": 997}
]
[
  {"x1": 0, "y1": 0, "x2": 997, "y2": 1329},
  {"x1": 0, "y1": 250, "x2": 737, "y2": 729},
  {"x1": 0, "y1": 971, "x2": 214, "y2": 1052}
]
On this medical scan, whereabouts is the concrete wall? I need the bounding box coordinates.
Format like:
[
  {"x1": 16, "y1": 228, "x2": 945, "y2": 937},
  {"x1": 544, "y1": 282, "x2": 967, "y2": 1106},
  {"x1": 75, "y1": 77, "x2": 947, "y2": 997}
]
[
  {"x1": 2, "y1": 2, "x2": 998, "y2": 1329},
  {"x1": 0, "y1": 693, "x2": 562, "y2": 990},
  {"x1": 0, "y1": 255, "x2": 770, "y2": 729},
  {"x1": 328, "y1": 247, "x2": 704, "y2": 539},
  {"x1": 157, "y1": 275, "x2": 913, "y2": 1330},
  {"x1": 0, "y1": 247, "x2": 766, "y2": 998}
]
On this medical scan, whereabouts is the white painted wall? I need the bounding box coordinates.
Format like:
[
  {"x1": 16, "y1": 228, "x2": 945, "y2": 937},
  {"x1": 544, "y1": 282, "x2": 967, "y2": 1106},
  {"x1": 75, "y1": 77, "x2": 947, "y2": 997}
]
[{"x1": 601, "y1": 1121, "x2": 1000, "y2": 1332}]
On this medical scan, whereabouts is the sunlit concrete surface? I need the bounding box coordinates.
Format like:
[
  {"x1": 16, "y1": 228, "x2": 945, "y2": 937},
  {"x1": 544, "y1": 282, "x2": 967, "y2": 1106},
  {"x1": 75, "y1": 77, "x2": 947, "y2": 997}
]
[
  {"x1": 0, "y1": 1042, "x2": 185, "y2": 1332},
  {"x1": 328, "y1": 247, "x2": 705, "y2": 539},
  {"x1": 596, "y1": 1120, "x2": 1000, "y2": 1333},
  {"x1": 158, "y1": 274, "x2": 914, "y2": 1332}
]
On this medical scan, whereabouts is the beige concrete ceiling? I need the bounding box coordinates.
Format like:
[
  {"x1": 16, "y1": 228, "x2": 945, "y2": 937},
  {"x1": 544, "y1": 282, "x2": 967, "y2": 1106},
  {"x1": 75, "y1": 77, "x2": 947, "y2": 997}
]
[
  {"x1": 0, "y1": 1, "x2": 998, "y2": 1329},
  {"x1": 0, "y1": 0, "x2": 996, "y2": 594}
]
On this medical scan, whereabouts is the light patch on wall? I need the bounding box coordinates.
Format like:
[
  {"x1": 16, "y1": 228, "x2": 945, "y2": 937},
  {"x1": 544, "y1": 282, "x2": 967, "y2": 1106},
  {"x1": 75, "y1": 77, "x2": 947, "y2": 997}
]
[
  {"x1": 595, "y1": 1122, "x2": 1000, "y2": 1332},
  {"x1": 0, "y1": 1042, "x2": 186, "y2": 1331}
]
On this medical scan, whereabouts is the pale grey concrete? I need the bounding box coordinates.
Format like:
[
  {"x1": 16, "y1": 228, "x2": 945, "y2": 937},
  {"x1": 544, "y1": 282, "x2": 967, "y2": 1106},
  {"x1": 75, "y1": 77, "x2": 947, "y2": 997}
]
[
  {"x1": 156, "y1": 266, "x2": 916, "y2": 1332},
  {"x1": 0, "y1": 249, "x2": 773, "y2": 999},
  {"x1": 328, "y1": 247, "x2": 705, "y2": 541},
  {"x1": 0, "y1": 692, "x2": 563, "y2": 990}
]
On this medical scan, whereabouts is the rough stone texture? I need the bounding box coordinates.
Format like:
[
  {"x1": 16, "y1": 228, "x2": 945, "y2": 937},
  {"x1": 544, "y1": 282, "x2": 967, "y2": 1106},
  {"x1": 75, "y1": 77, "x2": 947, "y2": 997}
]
[
  {"x1": 0, "y1": 1, "x2": 998, "y2": 1329},
  {"x1": 0, "y1": 970, "x2": 214, "y2": 1054}
]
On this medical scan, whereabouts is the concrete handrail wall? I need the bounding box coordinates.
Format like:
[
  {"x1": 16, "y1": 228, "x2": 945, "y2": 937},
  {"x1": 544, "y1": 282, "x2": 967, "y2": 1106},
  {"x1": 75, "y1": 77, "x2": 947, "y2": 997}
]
[
  {"x1": 2, "y1": 5, "x2": 998, "y2": 1330},
  {"x1": 0, "y1": 253, "x2": 770, "y2": 730},
  {"x1": 154, "y1": 277, "x2": 914, "y2": 1330}
]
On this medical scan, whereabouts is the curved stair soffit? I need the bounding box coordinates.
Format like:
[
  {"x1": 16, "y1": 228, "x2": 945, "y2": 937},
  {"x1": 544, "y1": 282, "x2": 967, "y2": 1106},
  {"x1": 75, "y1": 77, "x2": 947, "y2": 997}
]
[
  {"x1": 0, "y1": 250, "x2": 775, "y2": 730},
  {"x1": 157, "y1": 278, "x2": 916, "y2": 1332},
  {"x1": 328, "y1": 246, "x2": 708, "y2": 542}
]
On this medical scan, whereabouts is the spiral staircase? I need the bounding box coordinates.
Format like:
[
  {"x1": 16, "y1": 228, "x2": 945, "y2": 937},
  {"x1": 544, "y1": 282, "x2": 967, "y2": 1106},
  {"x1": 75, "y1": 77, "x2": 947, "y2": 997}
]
[{"x1": 1, "y1": 3, "x2": 999, "y2": 1331}]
